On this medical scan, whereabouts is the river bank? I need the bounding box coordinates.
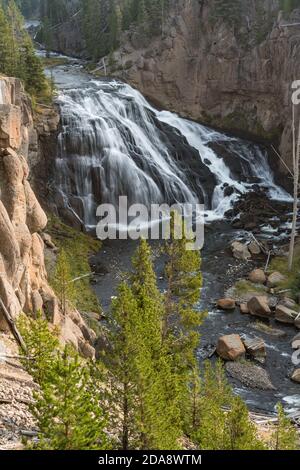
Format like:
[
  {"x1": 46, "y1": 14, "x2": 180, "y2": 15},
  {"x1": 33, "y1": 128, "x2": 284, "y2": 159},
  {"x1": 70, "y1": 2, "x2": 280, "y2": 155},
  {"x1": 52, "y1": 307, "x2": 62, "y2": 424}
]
[{"x1": 39, "y1": 50, "x2": 300, "y2": 416}]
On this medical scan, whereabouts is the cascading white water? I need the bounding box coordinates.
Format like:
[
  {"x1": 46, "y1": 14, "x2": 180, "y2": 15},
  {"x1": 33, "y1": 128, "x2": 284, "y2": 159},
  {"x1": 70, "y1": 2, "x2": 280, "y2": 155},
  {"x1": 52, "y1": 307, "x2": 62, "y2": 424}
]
[{"x1": 55, "y1": 79, "x2": 290, "y2": 229}]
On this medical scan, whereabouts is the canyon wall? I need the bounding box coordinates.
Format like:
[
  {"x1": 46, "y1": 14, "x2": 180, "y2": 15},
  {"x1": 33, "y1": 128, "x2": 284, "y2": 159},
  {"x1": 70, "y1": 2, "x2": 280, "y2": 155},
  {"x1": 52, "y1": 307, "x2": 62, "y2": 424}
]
[
  {"x1": 0, "y1": 76, "x2": 95, "y2": 358},
  {"x1": 98, "y1": 0, "x2": 299, "y2": 174}
]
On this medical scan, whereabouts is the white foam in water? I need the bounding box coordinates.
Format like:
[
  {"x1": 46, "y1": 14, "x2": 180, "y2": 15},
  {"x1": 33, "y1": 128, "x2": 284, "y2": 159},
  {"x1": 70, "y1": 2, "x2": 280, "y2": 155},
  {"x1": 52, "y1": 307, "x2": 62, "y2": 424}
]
[
  {"x1": 282, "y1": 395, "x2": 300, "y2": 414},
  {"x1": 55, "y1": 80, "x2": 291, "y2": 229}
]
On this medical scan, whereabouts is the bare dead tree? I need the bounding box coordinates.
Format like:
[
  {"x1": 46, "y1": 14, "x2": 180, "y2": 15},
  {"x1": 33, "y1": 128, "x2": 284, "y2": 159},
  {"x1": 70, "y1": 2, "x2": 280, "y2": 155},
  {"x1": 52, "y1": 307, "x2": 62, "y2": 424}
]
[{"x1": 288, "y1": 103, "x2": 300, "y2": 271}]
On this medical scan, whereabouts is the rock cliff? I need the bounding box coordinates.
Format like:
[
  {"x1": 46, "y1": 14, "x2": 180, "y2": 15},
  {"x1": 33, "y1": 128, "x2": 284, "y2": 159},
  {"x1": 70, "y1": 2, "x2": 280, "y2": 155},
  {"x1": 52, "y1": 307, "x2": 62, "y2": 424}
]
[
  {"x1": 0, "y1": 76, "x2": 95, "y2": 358},
  {"x1": 100, "y1": 0, "x2": 300, "y2": 174}
]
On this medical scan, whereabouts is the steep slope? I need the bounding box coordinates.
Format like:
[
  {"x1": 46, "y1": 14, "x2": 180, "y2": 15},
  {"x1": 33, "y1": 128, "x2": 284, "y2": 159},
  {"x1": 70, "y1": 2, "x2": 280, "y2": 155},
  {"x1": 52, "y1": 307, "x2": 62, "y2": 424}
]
[
  {"x1": 0, "y1": 76, "x2": 96, "y2": 357},
  {"x1": 102, "y1": 0, "x2": 299, "y2": 173}
]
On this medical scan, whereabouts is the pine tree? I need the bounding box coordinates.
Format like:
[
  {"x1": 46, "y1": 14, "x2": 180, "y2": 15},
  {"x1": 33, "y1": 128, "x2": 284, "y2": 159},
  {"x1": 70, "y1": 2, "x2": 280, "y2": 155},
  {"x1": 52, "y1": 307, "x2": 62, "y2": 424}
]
[
  {"x1": 30, "y1": 345, "x2": 110, "y2": 450},
  {"x1": 17, "y1": 312, "x2": 60, "y2": 384},
  {"x1": 0, "y1": 5, "x2": 14, "y2": 75},
  {"x1": 53, "y1": 248, "x2": 76, "y2": 314},
  {"x1": 164, "y1": 212, "x2": 204, "y2": 424},
  {"x1": 105, "y1": 282, "x2": 141, "y2": 450},
  {"x1": 130, "y1": 239, "x2": 182, "y2": 450},
  {"x1": 271, "y1": 403, "x2": 299, "y2": 450},
  {"x1": 226, "y1": 396, "x2": 266, "y2": 450},
  {"x1": 188, "y1": 361, "x2": 267, "y2": 450}
]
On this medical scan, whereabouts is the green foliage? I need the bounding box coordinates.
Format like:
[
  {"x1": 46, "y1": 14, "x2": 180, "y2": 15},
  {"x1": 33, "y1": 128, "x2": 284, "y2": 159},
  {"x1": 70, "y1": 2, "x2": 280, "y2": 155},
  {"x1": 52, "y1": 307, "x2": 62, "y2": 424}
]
[
  {"x1": 280, "y1": 0, "x2": 300, "y2": 13},
  {"x1": 191, "y1": 361, "x2": 265, "y2": 450},
  {"x1": 105, "y1": 240, "x2": 182, "y2": 450},
  {"x1": 270, "y1": 403, "x2": 299, "y2": 450},
  {"x1": 0, "y1": 0, "x2": 50, "y2": 100},
  {"x1": 30, "y1": 345, "x2": 110, "y2": 450},
  {"x1": 212, "y1": 0, "x2": 242, "y2": 26},
  {"x1": 52, "y1": 248, "x2": 76, "y2": 314},
  {"x1": 47, "y1": 214, "x2": 101, "y2": 314},
  {"x1": 17, "y1": 311, "x2": 60, "y2": 384}
]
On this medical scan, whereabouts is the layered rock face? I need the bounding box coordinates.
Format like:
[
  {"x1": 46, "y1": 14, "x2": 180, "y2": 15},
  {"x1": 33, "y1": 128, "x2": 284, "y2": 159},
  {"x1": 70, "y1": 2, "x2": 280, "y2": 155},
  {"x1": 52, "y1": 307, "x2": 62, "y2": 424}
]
[
  {"x1": 105, "y1": 0, "x2": 300, "y2": 173},
  {"x1": 0, "y1": 76, "x2": 95, "y2": 357}
]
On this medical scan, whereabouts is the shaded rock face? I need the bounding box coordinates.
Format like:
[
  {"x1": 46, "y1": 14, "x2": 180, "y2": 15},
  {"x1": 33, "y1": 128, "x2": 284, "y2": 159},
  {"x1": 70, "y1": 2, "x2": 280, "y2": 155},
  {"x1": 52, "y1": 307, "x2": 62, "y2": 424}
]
[
  {"x1": 0, "y1": 77, "x2": 94, "y2": 358},
  {"x1": 104, "y1": 0, "x2": 300, "y2": 173}
]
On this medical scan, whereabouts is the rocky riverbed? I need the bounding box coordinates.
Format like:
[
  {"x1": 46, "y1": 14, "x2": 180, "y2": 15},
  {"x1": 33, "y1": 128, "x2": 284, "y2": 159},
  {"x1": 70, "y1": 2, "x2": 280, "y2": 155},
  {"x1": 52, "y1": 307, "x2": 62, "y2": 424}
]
[{"x1": 91, "y1": 190, "x2": 300, "y2": 416}]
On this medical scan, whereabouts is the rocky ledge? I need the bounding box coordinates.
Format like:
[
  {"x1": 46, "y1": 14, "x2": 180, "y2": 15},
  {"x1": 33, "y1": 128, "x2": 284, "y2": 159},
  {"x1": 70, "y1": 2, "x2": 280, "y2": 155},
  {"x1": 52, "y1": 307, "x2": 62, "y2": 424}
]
[{"x1": 0, "y1": 76, "x2": 95, "y2": 357}]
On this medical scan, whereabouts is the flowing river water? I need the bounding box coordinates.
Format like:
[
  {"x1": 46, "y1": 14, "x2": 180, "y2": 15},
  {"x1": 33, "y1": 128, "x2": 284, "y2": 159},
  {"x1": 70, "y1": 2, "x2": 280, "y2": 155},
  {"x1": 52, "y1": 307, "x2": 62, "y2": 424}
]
[{"x1": 43, "y1": 53, "x2": 300, "y2": 416}]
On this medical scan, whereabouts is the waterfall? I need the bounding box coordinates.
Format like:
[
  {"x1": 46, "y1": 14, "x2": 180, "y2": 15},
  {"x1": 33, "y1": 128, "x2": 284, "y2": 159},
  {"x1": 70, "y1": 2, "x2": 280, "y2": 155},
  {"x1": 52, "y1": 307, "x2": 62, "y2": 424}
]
[{"x1": 54, "y1": 79, "x2": 290, "y2": 230}]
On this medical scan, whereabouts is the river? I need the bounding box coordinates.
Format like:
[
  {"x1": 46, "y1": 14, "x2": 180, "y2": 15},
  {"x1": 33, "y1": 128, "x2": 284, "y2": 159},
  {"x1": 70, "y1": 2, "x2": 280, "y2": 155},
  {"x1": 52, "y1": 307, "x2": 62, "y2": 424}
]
[{"x1": 42, "y1": 51, "x2": 300, "y2": 416}]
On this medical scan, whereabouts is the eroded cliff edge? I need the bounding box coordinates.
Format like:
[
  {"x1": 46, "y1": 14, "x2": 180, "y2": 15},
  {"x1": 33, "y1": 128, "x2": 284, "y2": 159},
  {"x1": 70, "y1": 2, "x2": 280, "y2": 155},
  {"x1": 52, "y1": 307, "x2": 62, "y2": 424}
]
[
  {"x1": 0, "y1": 76, "x2": 96, "y2": 358},
  {"x1": 100, "y1": 0, "x2": 300, "y2": 174}
]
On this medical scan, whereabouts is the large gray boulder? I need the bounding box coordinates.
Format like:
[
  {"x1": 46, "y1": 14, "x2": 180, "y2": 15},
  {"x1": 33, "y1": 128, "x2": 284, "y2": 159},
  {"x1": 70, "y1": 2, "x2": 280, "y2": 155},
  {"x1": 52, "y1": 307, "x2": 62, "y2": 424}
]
[
  {"x1": 275, "y1": 305, "x2": 298, "y2": 325},
  {"x1": 231, "y1": 241, "x2": 251, "y2": 261},
  {"x1": 247, "y1": 296, "x2": 272, "y2": 318}
]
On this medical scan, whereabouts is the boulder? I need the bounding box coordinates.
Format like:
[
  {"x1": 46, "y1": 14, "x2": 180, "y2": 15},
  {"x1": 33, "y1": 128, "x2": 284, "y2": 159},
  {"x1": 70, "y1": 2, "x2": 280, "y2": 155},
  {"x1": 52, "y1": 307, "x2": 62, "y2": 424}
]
[
  {"x1": 295, "y1": 316, "x2": 300, "y2": 330},
  {"x1": 291, "y1": 333, "x2": 300, "y2": 350},
  {"x1": 41, "y1": 233, "x2": 55, "y2": 249},
  {"x1": 217, "y1": 298, "x2": 236, "y2": 310},
  {"x1": 24, "y1": 181, "x2": 47, "y2": 233},
  {"x1": 240, "y1": 303, "x2": 249, "y2": 314},
  {"x1": 247, "y1": 296, "x2": 272, "y2": 318},
  {"x1": 279, "y1": 297, "x2": 297, "y2": 310},
  {"x1": 78, "y1": 339, "x2": 95, "y2": 360},
  {"x1": 231, "y1": 241, "x2": 251, "y2": 261},
  {"x1": 243, "y1": 337, "x2": 266, "y2": 359},
  {"x1": 31, "y1": 289, "x2": 43, "y2": 314},
  {"x1": 248, "y1": 241, "x2": 261, "y2": 255},
  {"x1": 291, "y1": 369, "x2": 300, "y2": 384},
  {"x1": 248, "y1": 269, "x2": 266, "y2": 285},
  {"x1": 217, "y1": 334, "x2": 246, "y2": 361},
  {"x1": 275, "y1": 305, "x2": 298, "y2": 325},
  {"x1": 267, "y1": 271, "x2": 286, "y2": 288},
  {"x1": 226, "y1": 361, "x2": 275, "y2": 390}
]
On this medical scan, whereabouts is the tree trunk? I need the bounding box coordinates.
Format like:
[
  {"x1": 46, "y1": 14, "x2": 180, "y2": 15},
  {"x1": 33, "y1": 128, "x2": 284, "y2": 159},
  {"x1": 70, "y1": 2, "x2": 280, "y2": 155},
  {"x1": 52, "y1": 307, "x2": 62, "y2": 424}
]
[{"x1": 288, "y1": 107, "x2": 300, "y2": 271}]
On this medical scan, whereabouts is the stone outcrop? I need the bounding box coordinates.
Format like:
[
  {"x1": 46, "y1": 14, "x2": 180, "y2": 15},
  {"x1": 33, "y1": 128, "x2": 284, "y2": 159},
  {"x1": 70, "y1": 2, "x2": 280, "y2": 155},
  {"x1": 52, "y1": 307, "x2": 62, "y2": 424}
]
[
  {"x1": 217, "y1": 298, "x2": 236, "y2": 310},
  {"x1": 231, "y1": 241, "x2": 251, "y2": 261},
  {"x1": 248, "y1": 269, "x2": 267, "y2": 285},
  {"x1": 226, "y1": 361, "x2": 275, "y2": 391},
  {"x1": 217, "y1": 334, "x2": 246, "y2": 361},
  {"x1": 0, "y1": 76, "x2": 95, "y2": 358},
  {"x1": 243, "y1": 337, "x2": 266, "y2": 360},
  {"x1": 247, "y1": 296, "x2": 272, "y2": 318},
  {"x1": 275, "y1": 305, "x2": 299, "y2": 324},
  {"x1": 99, "y1": 0, "x2": 300, "y2": 176}
]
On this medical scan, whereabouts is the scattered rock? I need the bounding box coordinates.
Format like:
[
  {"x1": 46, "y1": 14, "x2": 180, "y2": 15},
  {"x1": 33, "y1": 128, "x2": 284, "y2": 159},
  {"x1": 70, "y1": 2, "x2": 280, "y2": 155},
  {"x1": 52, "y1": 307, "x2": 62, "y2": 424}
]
[
  {"x1": 226, "y1": 361, "x2": 276, "y2": 390},
  {"x1": 275, "y1": 305, "x2": 298, "y2": 325},
  {"x1": 217, "y1": 334, "x2": 246, "y2": 361},
  {"x1": 292, "y1": 333, "x2": 300, "y2": 350},
  {"x1": 247, "y1": 296, "x2": 272, "y2": 318},
  {"x1": 240, "y1": 303, "x2": 249, "y2": 314},
  {"x1": 295, "y1": 316, "x2": 300, "y2": 330},
  {"x1": 279, "y1": 297, "x2": 297, "y2": 310},
  {"x1": 231, "y1": 241, "x2": 251, "y2": 261},
  {"x1": 248, "y1": 269, "x2": 266, "y2": 285},
  {"x1": 251, "y1": 322, "x2": 286, "y2": 337},
  {"x1": 243, "y1": 337, "x2": 266, "y2": 359},
  {"x1": 248, "y1": 241, "x2": 261, "y2": 255},
  {"x1": 291, "y1": 369, "x2": 300, "y2": 384},
  {"x1": 217, "y1": 298, "x2": 236, "y2": 310},
  {"x1": 41, "y1": 232, "x2": 55, "y2": 249},
  {"x1": 267, "y1": 272, "x2": 286, "y2": 288}
]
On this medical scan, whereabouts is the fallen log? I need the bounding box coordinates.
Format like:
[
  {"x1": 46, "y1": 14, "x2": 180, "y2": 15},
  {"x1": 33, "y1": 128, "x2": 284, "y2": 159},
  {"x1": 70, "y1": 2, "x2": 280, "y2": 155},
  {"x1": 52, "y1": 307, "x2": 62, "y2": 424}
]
[{"x1": 0, "y1": 297, "x2": 27, "y2": 353}]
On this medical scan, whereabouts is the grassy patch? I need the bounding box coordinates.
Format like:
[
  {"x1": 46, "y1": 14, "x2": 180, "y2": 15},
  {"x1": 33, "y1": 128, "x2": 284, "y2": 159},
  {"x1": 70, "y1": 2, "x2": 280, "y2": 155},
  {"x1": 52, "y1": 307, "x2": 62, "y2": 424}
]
[
  {"x1": 46, "y1": 214, "x2": 102, "y2": 314},
  {"x1": 234, "y1": 280, "x2": 267, "y2": 296},
  {"x1": 269, "y1": 244, "x2": 300, "y2": 297}
]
